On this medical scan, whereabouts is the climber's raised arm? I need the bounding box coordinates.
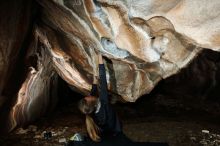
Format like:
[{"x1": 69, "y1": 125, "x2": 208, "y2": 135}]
[{"x1": 98, "y1": 54, "x2": 108, "y2": 103}]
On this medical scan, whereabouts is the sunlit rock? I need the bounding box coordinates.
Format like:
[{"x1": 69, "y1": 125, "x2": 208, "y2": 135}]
[
  {"x1": 36, "y1": 0, "x2": 207, "y2": 101},
  {"x1": 9, "y1": 31, "x2": 58, "y2": 130}
]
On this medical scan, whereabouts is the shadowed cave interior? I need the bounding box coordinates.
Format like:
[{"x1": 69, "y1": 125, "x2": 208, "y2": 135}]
[
  {"x1": 1, "y1": 49, "x2": 220, "y2": 146},
  {"x1": 1, "y1": 0, "x2": 220, "y2": 146}
]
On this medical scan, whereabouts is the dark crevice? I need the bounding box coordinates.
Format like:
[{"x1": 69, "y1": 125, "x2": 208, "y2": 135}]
[
  {"x1": 0, "y1": 0, "x2": 40, "y2": 134},
  {"x1": 56, "y1": 76, "x2": 82, "y2": 107},
  {"x1": 140, "y1": 49, "x2": 220, "y2": 120}
]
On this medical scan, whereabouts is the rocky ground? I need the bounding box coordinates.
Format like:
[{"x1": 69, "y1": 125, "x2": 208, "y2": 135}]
[{"x1": 1, "y1": 94, "x2": 220, "y2": 146}]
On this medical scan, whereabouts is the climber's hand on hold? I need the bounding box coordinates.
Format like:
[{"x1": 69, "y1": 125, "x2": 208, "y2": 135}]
[
  {"x1": 93, "y1": 75, "x2": 98, "y2": 84},
  {"x1": 98, "y1": 53, "x2": 103, "y2": 64}
]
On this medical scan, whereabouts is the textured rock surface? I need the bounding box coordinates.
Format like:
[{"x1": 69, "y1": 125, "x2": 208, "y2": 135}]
[
  {"x1": 9, "y1": 34, "x2": 58, "y2": 130},
  {"x1": 1, "y1": 0, "x2": 220, "y2": 130},
  {"x1": 36, "y1": 0, "x2": 220, "y2": 101}
]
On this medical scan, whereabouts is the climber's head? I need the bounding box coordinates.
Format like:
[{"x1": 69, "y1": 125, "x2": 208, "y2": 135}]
[
  {"x1": 78, "y1": 96, "x2": 101, "y2": 142},
  {"x1": 78, "y1": 96, "x2": 98, "y2": 115}
]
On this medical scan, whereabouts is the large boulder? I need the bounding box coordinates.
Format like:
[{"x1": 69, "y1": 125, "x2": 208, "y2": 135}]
[{"x1": 36, "y1": 0, "x2": 220, "y2": 101}]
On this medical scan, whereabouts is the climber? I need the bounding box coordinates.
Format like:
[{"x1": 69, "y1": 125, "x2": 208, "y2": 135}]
[
  {"x1": 67, "y1": 53, "x2": 169, "y2": 146},
  {"x1": 78, "y1": 53, "x2": 122, "y2": 142}
]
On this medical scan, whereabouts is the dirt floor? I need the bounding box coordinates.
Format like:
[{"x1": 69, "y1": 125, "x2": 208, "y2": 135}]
[{"x1": 1, "y1": 94, "x2": 220, "y2": 146}]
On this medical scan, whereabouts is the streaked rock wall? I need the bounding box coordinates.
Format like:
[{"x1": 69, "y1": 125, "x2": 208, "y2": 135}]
[{"x1": 36, "y1": 0, "x2": 212, "y2": 101}]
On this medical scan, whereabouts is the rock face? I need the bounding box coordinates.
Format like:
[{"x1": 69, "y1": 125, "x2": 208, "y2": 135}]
[
  {"x1": 0, "y1": 0, "x2": 220, "y2": 131},
  {"x1": 35, "y1": 0, "x2": 220, "y2": 100}
]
